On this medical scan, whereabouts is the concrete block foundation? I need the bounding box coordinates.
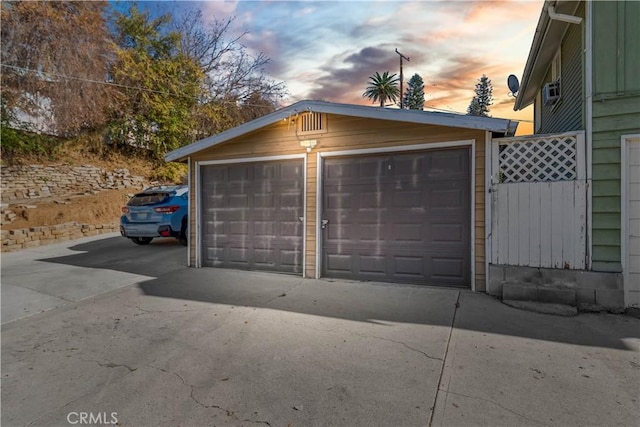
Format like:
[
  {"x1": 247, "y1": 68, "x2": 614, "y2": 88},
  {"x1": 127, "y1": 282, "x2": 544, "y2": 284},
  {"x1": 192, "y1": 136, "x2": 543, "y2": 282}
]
[{"x1": 488, "y1": 264, "x2": 624, "y2": 309}]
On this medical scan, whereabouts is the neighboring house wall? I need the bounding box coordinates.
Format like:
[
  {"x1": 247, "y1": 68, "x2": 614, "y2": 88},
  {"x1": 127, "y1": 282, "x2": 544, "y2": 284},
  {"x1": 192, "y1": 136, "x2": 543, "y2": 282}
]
[
  {"x1": 591, "y1": 0, "x2": 640, "y2": 272},
  {"x1": 188, "y1": 116, "x2": 489, "y2": 290},
  {"x1": 537, "y1": 2, "x2": 584, "y2": 134}
]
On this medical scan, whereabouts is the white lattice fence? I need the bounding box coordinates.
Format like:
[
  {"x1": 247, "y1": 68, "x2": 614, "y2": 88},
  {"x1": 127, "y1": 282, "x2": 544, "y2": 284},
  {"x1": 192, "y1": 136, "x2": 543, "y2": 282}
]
[
  {"x1": 497, "y1": 134, "x2": 579, "y2": 183},
  {"x1": 490, "y1": 132, "x2": 587, "y2": 269}
]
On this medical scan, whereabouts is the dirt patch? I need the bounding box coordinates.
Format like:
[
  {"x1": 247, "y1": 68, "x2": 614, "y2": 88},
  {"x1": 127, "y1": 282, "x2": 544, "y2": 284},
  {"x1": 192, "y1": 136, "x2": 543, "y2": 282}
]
[{"x1": 4, "y1": 189, "x2": 134, "y2": 230}]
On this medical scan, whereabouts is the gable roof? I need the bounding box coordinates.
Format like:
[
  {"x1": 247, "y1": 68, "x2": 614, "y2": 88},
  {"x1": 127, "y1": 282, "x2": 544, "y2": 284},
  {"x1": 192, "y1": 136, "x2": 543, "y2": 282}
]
[
  {"x1": 165, "y1": 100, "x2": 518, "y2": 162},
  {"x1": 514, "y1": 0, "x2": 582, "y2": 111}
]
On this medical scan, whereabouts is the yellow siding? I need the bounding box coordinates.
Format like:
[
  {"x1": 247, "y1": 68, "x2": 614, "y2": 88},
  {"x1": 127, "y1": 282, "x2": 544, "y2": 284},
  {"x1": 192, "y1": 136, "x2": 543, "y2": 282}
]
[
  {"x1": 305, "y1": 154, "x2": 317, "y2": 276},
  {"x1": 188, "y1": 113, "x2": 488, "y2": 289}
]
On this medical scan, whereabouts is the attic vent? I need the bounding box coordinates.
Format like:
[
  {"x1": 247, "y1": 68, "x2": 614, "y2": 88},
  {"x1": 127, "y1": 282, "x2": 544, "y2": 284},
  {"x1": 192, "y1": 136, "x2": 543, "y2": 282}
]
[{"x1": 299, "y1": 112, "x2": 327, "y2": 134}]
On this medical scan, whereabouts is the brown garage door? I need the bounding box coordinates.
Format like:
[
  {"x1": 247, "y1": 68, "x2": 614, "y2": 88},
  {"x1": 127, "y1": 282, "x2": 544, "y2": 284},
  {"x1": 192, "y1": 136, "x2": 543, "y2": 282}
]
[
  {"x1": 322, "y1": 148, "x2": 471, "y2": 286},
  {"x1": 201, "y1": 159, "x2": 304, "y2": 274}
]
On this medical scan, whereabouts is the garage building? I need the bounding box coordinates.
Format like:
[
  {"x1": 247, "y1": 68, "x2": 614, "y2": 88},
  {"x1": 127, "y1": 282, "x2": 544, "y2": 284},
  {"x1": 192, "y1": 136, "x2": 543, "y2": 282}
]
[{"x1": 165, "y1": 100, "x2": 518, "y2": 291}]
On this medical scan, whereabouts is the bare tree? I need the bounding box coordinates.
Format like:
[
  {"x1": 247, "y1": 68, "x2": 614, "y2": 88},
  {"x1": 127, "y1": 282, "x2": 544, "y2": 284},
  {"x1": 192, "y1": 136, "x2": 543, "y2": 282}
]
[
  {"x1": 174, "y1": 10, "x2": 286, "y2": 107},
  {"x1": 1, "y1": 1, "x2": 115, "y2": 135}
]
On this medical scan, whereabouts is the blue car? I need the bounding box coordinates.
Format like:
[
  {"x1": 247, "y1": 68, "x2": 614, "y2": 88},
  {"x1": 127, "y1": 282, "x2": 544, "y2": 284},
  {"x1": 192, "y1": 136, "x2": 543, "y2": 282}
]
[{"x1": 120, "y1": 185, "x2": 188, "y2": 246}]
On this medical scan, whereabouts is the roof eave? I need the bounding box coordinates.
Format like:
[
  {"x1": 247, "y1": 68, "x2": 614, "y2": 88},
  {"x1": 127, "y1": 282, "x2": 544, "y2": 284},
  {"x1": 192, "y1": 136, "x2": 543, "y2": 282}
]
[
  {"x1": 514, "y1": 1, "x2": 580, "y2": 111},
  {"x1": 166, "y1": 100, "x2": 518, "y2": 162},
  {"x1": 514, "y1": 2, "x2": 552, "y2": 110}
]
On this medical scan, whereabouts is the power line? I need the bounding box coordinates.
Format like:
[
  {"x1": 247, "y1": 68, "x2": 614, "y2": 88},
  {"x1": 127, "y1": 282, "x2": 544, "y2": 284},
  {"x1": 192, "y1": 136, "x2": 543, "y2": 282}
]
[{"x1": 1, "y1": 63, "x2": 177, "y2": 96}]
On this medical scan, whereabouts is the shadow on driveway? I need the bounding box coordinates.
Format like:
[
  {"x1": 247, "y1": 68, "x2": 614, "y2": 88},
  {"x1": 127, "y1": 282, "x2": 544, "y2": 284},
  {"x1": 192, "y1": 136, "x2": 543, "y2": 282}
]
[{"x1": 40, "y1": 236, "x2": 640, "y2": 351}]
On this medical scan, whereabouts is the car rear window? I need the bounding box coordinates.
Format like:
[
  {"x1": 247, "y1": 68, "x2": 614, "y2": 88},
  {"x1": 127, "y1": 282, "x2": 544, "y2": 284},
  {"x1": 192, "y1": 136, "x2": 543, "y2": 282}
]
[{"x1": 127, "y1": 192, "x2": 170, "y2": 206}]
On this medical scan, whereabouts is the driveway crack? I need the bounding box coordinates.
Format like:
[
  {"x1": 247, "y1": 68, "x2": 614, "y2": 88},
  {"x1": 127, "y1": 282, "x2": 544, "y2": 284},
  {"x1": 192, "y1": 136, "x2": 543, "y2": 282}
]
[
  {"x1": 428, "y1": 291, "x2": 460, "y2": 426},
  {"x1": 374, "y1": 336, "x2": 443, "y2": 361},
  {"x1": 81, "y1": 358, "x2": 137, "y2": 372},
  {"x1": 263, "y1": 280, "x2": 306, "y2": 305},
  {"x1": 442, "y1": 390, "x2": 551, "y2": 426},
  {"x1": 353, "y1": 332, "x2": 442, "y2": 361},
  {"x1": 122, "y1": 303, "x2": 200, "y2": 315},
  {"x1": 147, "y1": 365, "x2": 271, "y2": 426}
]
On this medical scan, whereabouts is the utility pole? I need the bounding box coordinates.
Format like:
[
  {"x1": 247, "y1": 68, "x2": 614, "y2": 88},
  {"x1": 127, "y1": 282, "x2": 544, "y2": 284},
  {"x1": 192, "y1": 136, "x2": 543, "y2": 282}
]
[{"x1": 395, "y1": 48, "x2": 410, "y2": 109}]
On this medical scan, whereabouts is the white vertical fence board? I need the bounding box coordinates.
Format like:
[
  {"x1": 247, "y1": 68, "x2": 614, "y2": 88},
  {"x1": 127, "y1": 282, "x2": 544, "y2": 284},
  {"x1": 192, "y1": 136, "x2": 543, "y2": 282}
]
[
  {"x1": 507, "y1": 185, "x2": 519, "y2": 265},
  {"x1": 491, "y1": 187, "x2": 500, "y2": 263},
  {"x1": 529, "y1": 183, "x2": 541, "y2": 266},
  {"x1": 576, "y1": 181, "x2": 587, "y2": 268},
  {"x1": 540, "y1": 183, "x2": 552, "y2": 268},
  {"x1": 562, "y1": 181, "x2": 576, "y2": 269},
  {"x1": 497, "y1": 186, "x2": 509, "y2": 264},
  {"x1": 550, "y1": 183, "x2": 564, "y2": 269},
  {"x1": 518, "y1": 184, "x2": 530, "y2": 265}
]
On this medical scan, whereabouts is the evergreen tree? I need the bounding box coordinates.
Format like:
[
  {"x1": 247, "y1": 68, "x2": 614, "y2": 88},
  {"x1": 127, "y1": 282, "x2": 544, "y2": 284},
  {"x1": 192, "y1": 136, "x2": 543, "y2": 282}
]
[
  {"x1": 467, "y1": 74, "x2": 493, "y2": 116},
  {"x1": 402, "y1": 73, "x2": 425, "y2": 110}
]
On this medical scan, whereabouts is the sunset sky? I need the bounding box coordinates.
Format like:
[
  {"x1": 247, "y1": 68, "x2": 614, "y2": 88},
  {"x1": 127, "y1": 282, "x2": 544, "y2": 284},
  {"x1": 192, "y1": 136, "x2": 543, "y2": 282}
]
[{"x1": 147, "y1": 0, "x2": 545, "y2": 134}]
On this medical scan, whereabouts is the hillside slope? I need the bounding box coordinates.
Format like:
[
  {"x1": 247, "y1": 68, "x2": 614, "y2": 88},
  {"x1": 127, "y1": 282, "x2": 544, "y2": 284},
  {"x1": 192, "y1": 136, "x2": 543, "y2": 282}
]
[{"x1": 2, "y1": 142, "x2": 185, "y2": 232}]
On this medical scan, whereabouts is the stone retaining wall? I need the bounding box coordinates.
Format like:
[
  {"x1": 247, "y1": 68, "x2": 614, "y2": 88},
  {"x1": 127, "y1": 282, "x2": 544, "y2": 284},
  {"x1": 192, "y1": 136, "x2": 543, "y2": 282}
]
[
  {"x1": 1, "y1": 222, "x2": 119, "y2": 252},
  {"x1": 1, "y1": 165, "x2": 146, "y2": 202}
]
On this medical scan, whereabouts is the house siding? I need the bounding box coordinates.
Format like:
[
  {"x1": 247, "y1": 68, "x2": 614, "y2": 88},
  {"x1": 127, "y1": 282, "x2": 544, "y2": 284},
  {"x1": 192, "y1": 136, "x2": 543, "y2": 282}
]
[
  {"x1": 591, "y1": 1, "x2": 640, "y2": 272},
  {"x1": 188, "y1": 115, "x2": 488, "y2": 290},
  {"x1": 538, "y1": 2, "x2": 584, "y2": 134}
]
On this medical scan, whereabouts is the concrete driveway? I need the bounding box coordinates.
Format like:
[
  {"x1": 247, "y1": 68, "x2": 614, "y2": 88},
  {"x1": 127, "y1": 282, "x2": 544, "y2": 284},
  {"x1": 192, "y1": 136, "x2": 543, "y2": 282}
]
[{"x1": 1, "y1": 235, "x2": 639, "y2": 426}]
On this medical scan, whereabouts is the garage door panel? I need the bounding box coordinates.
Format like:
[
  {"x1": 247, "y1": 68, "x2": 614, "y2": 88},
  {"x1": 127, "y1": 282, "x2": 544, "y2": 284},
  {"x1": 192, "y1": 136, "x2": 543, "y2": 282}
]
[
  {"x1": 254, "y1": 194, "x2": 275, "y2": 208},
  {"x1": 393, "y1": 256, "x2": 424, "y2": 276},
  {"x1": 391, "y1": 223, "x2": 424, "y2": 242},
  {"x1": 253, "y1": 221, "x2": 275, "y2": 236},
  {"x1": 392, "y1": 190, "x2": 423, "y2": 208},
  {"x1": 280, "y1": 220, "x2": 302, "y2": 238},
  {"x1": 228, "y1": 166, "x2": 251, "y2": 182},
  {"x1": 432, "y1": 223, "x2": 464, "y2": 243},
  {"x1": 326, "y1": 254, "x2": 353, "y2": 273},
  {"x1": 432, "y1": 257, "x2": 465, "y2": 277},
  {"x1": 358, "y1": 191, "x2": 386, "y2": 208},
  {"x1": 253, "y1": 248, "x2": 275, "y2": 264},
  {"x1": 360, "y1": 255, "x2": 387, "y2": 274},
  {"x1": 322, "y1": 148, "x2": 470, "y2": 286},
  {"x1": 201, "y1": 159, "x2": 303, "y2": 274},
  {"x1": 430, "y1": 187, "x2": 465, "y2": 209}
]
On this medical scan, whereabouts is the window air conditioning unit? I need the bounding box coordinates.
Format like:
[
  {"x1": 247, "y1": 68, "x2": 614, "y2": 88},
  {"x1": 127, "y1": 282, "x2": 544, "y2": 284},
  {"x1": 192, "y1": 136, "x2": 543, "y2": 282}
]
[{"x1": 543, "y1": 81, "x2": 561, "y2": 106}]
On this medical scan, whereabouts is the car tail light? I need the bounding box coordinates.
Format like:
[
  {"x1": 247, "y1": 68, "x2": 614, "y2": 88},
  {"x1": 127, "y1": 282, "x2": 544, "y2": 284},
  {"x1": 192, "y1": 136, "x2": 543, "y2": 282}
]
[
  {"x1": 121, "y1": 207, "x2": 130, "y2": 214},
  {"x1": 158, "y1": 225, "x2": 172, "y2": 237},
  {"x1": 153, "y1": 205, "x2": 180, "y2": 214}
]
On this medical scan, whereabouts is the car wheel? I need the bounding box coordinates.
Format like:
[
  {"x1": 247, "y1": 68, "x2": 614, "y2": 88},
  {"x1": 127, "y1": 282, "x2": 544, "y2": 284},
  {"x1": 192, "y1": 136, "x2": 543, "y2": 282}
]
[
  {"x1": 179, "y1": 220, "x2": 188, "y2": 246},
  {"x1": 131, "y1": 237, "x2": 153, "y2": 245}
]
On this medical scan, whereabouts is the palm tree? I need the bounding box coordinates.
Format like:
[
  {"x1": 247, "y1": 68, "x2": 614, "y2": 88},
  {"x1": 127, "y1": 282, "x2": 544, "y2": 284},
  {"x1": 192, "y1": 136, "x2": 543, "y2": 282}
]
[{"x1": 363, "y1": 71, "x2": 400, "y2": 107}]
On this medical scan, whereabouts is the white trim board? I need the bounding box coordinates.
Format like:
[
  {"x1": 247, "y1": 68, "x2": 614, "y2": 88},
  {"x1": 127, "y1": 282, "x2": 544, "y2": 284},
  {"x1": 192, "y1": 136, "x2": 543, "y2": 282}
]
[
  {"x1": 198, "y1": 154, "x2": 306, "y2": 166},
  {"x1": 195, "y1": 161, "x2": 201, "y2": 268},
  {"x1": 315, "y1": 139, "x2": 477, "y2": 290},
  {"x1": 187, "y1": 157, "x2": 191, "y2": 268},
  {"x1": 318, "y1": 140, "x2": 474, "y2": 159},
  {"x1": 485, "y1": 131, "x2": 492, "y2": 294},
  {"x1": 302, "y1": 153, "x2": 307, "y2": 278},
  {"x1": 315, "y1": 151, "x2": 322, "y2": 279}
]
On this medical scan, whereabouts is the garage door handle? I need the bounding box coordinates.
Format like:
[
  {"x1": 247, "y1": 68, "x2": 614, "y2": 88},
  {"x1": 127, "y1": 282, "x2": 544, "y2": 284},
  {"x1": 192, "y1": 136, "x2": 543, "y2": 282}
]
[{"x1": 321, "y1": 219, "x2": 329, "y2": 229}]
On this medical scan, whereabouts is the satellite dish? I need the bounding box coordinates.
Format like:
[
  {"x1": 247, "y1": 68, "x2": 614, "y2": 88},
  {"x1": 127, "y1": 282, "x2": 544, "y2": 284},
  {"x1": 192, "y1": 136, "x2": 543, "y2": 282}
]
[{"x1": 507, "y1": 74, "x2": 520, "y2": 95}]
